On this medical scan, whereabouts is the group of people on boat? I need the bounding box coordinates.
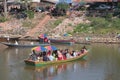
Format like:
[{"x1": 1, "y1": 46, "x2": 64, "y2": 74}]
[{"x1": 28, "y1": 46, "x2": 88, "y2": 62}]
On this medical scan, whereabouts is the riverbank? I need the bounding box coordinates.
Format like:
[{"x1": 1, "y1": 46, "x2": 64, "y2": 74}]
[
  {"x1": 0, "y1": 33, "x2": 119, "y2": 44},
  {"x1": 0, "y1": 12, "x2": 120, "y2": 44}
]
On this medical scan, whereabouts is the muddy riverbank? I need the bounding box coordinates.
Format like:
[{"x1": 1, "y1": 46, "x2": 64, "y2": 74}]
[{"x1": 0, "y1": 12, "x2": 120, "y2": 44}]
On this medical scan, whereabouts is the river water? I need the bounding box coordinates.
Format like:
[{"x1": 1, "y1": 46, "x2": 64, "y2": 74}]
[{"x1": 0, "y1": 43, "x2": 120, "y2": 80}]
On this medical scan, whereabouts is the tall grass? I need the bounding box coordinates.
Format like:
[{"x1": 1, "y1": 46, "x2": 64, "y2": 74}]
[{"x1": 73, "y1": 17, "x2": 120, "y2": 34}]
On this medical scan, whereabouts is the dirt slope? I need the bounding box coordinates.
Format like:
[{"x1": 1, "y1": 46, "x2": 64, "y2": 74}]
[{"x1": 25, "y1": 15, "x2": 51, "y2": 37}]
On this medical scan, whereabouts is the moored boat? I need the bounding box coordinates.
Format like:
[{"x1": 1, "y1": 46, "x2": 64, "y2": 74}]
[
  {"x1": 49, "y1": 38, "x2": 75, "y2": 45},
  {"x1": 20, "y1": 38, "x2": 75, "y2": 45},
  {"x1": 19, "y1": 37, "x2": 90, "y2": 45},
  {"x1": 24, "y1": 52, "x2": 88, "y2": 67},
  {"x1": 0, "y1": 42, "x2": 50, "y2": 47},
  {"x1": 0, "y1": 36, "x2": 20, "y2": 42}
]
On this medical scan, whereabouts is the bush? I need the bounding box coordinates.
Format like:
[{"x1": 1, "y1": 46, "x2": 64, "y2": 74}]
[
  {"x1": 51, "y1": 2, "x2": 69, "y2": 16},
  {"x1": 56, "y1": 2, "x2": 69, "y2": 11},
  {"x1": 105, "y1": 13, "x2": 113, "y2": 21},
  {"x1": 24, "y1": 10, "x2": 34, "y2": 19},
  {"x1": 0, "y1": 16, "x2": 7, "y2": 22}
]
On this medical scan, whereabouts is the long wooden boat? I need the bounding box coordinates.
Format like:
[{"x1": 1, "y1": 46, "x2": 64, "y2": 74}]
[
  {"x1": 49, "y1": 38, "x2": 75, "y2": 45},
  {"x1": 24, "y1": 52, "x2": 87, "y2": 67},
  {"x1": 0, "y1": 36, "x2": 20, "y2": 42},
  {"x1": 0, "y1": 42, "x2": 50, "y2": 47},
  {"x1": 20, "y1": 38, "x2": 75, "y2": 45}
]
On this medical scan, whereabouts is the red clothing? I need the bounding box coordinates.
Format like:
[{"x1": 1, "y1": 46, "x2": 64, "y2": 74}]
[
  {"x1": 58, "y1": 57, "x2": 63, "y2": 60},
  {"x1": 47, "y1": 51, "x2": 51, "y2": 55},
  {"x1": 44, "y1": 37, "x2": 48, "y2": 42},
  {"x1": 63, "y1": 55, "x2": 66, "y2": 60}
]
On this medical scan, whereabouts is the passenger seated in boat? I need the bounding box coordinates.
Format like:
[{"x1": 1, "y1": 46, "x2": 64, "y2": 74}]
[
  {"x1": 37, "y1": 56, "x2": 40, "y2": 61},
  {"x1": 47, "y1": 50, "x2": 51, "y2": 55},
  {"x1": 63, "y1": 49, "x2": 69, "y2": 58},
  {"x1": 62, "y1": 49, "x2": 66, "y2": 57},
  {"x1": 66, "y1": 51, "x2": 73, "y2": 59},
  {"x1": 60, "y1": 50, "x2": 66, "y2": 60},
  {"x1": 57, "y1": 50, "x2": 64, "y2": 60},
  {"x1": 52, "y1": 50, "x2": 57, "y2": 57},
  {"x1": 72, "y1": 50, "x2": 77, "y2": 57},
  {"x1": 32, "y1": 50, "x2": 38, "y2": 61},
  {"x1": 81, "y1": 46, "x2": 87, "y2": 54},
  {"x1": 52, "y1": 50, "x2": 58, "y2": 61},
  {"x1": 47, "y1": 54, "x2": 55, "y2": 61},
  {"x1": 43, "y1": 53, "x2": 49, "y2": 61},
  {"x1": 28, "y1": 52, "x2": 37, "y2": 61}
]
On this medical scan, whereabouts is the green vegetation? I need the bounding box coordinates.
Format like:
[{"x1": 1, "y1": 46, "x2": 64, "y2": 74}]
[
  {"x1": 73, "y1": 17, "x2": 120, "y2": 34},
  {"x1": 22, "y1": 20, "x2": 36, "y2": 28},
  {"x1": 46, "y1": 18, "x2": 63, "y2": 28},
  {"x1": 54, "y1": 19, "x2": 62, "y2": 27},
  {"x1": 0, "y1": 16, "x2": 7, "y2": 22},
  {"x1": 25, "y1": 10, "x2": 34, "y2": 19},
  {"x1": 56, "y1": 2, "x2": 69, "y2": 11},
  {"x1": 52, "y1": 2, "x2": 69, "y2": 16}
]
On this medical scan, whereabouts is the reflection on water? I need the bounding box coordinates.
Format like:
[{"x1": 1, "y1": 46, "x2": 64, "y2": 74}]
[{"x1": 24, "y1": 60, "x2": 87, "y2": 80}]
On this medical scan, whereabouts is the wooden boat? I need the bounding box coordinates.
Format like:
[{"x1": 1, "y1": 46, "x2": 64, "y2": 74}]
[
  {"x1": 24, "y1": 52, "x2": 88, "y2": 67},
  {"x1": 49, "y1": 38, "x2": 75, "y2": 45},
  {"x1": 20, "y1": 38, "x2": 75, "y2": 45},
  {"x1": 0, "y1": 36, "x2": 20, "y2": 42},
  {"x1": 0, "y1": 42, "x2": 50, "y2": 47}
]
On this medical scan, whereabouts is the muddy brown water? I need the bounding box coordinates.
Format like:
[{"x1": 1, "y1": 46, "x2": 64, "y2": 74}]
[{"x1": 0, "y1": 43, "x2": 120, "y2": 80}]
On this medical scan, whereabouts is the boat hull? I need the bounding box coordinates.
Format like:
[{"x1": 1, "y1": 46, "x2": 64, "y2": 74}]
[
  {"x1": 19, "y1": 38, "x2": 90, "y2": 45},
  {"x1": 24, "y1": 53, "x2": 87, "y2": 67},
  {"x1": 0, "y1": 42, "x2": 50, "y2": 47},
  {"x1": 0, "y1": 36, "x2": 20, "y2": 42},
  {"x1": 50, "y1": 39, "x2": 74, "y2": 45}
]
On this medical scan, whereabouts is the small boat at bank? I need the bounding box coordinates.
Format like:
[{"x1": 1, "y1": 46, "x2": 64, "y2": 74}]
[
  {"x1": 0, "y1": 36, "x2": 20, "y2": 42},
  {"x1": 20, "y1": 38, "x2": 75, "y2": 45},
  {"x1": 49, "y1": 38, "x2": 75, "y2": 45},
  {"x1": 24, "y1": 52, "x2": 88, "y2": 67},
  {"x1": 0, "y1": 42, "x2": 50, "y2": 47}
]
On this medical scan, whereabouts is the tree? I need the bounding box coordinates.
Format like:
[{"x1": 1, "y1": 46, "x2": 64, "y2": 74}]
[
  {"x1": 55, "y1": 2, "x2": 69, "y2": 16},
  {"x1": 56, "y1": 2, "x2": 69, "y2": 11},
  {"x1": 20, "y1": 0, "x2": 32, "y2": 10},
  {"x1": 3, "y1": 0, "x2": 7, "y2": 18}
]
